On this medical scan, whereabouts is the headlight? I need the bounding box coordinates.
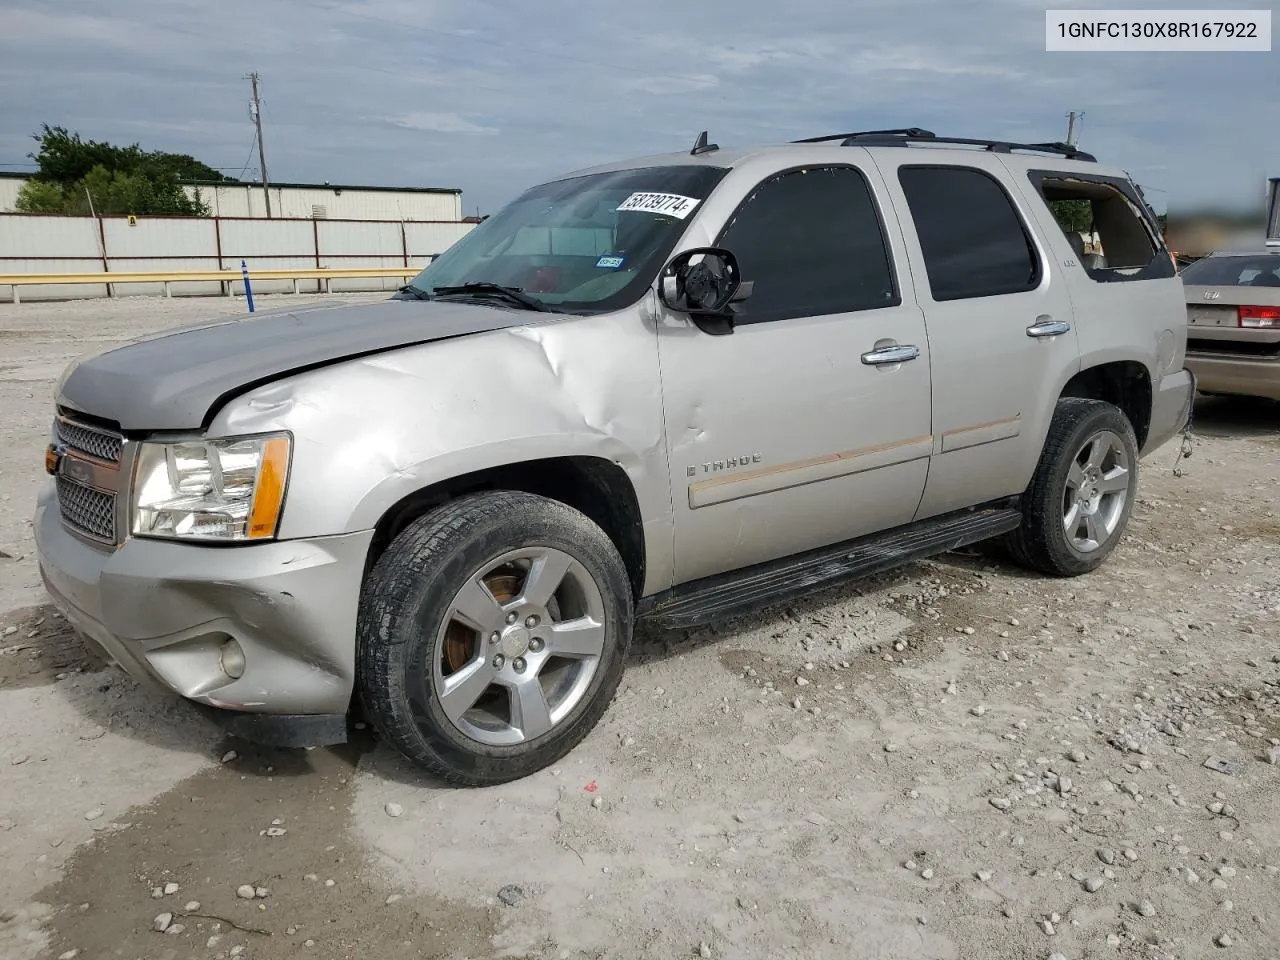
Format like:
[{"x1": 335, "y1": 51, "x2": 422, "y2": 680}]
[{"x1": 132, "y1": 434, "x2": 291, "y2": 542}]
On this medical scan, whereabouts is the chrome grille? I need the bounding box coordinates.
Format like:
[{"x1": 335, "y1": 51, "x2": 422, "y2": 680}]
[
  {"x1": 56, "y1": 476, "x2": 116, "y2": 542},
  {"x1": 53, "y1": 413, "x2": 125, "y2": 545},
  {"x1": 55, "y1": 417, "x2": 123, "y2": 463}
]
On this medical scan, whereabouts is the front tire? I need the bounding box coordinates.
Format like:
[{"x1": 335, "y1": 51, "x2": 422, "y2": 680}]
[
  {"x1": 1007, "y1": 398, "x2": 1139, "y2": 577},
  {"x1": 357, "y1": 491, "x2": 632, "y2": 786}
]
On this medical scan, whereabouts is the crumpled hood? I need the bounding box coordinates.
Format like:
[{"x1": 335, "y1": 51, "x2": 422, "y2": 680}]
[{"x1": 57, "y1": 297, "x2": 559, "y2": 431}]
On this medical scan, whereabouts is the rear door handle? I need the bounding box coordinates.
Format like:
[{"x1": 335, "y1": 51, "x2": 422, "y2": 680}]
[
  {"x1": 860, "y1": 344, "x2": 920, "y2": 365},
  {"x1": 1026, "y1": 317, "x2": 1072, "y2": 338}
]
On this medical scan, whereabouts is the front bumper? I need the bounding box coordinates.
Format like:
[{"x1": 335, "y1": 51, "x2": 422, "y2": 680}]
[
  {"x1": 34, "y1": 482, "x2": 374, "y2": 718},
  {"x1": 1185, "y1": 354, "x2": 1280, "y2": 402},
  {"x1": 1142, "y1": 367, "x2": 1196, "y2": 455}
]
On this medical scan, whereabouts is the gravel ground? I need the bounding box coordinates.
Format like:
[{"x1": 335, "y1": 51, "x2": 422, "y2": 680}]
[{"x1": 0, "y1": 295, "x2": 1278, "y2": 960}]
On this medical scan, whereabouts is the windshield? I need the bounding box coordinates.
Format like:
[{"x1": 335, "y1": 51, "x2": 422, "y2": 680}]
[
  {"x1": 405, "y1": 165, "x2": 729, "y2": 313},
  {"x1": 1180, "y1": 254, "x2": 1280, "y2": 287}
]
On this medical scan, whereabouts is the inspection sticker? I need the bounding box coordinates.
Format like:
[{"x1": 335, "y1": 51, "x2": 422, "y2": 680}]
[
  {"x1": 616, "y1": 192, "x2": 701, "y2": 219},
  {"x1": 595, "y1": 255, "x2": 626, "y2": 269}
]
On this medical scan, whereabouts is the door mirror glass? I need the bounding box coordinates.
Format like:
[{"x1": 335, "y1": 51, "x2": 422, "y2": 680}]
[{"x1": 657, "y1": 247, "x2": 753, "y2": 335}]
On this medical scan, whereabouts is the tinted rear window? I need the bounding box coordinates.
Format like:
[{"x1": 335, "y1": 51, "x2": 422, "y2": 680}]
[
  {"x1": 898, "y1": 166, "x2": 1040, "y2": 301},
  {"x1": 1180, "y1": 255, "x2": 1280, "y2": 287}
]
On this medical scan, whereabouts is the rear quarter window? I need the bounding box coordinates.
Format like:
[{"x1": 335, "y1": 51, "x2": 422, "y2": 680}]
[{"x1": 1029, "y1": 171, "x2": 1175, "y2": 284}]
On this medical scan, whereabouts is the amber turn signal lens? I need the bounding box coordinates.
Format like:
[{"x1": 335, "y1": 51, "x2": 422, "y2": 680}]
[
  {"x1": 247, "y1": 436, "x2": 291, "y2": 540},
  {"x1": 44, "y1": 444, "x2": 60, "y2": 476}
]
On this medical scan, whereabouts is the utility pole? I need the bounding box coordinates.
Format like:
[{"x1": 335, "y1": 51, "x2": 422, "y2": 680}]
[
  {"x1": 1065, "y1": 110, "x2": 1085, "y2": 147},
  {"x1": 246, "y1": 72, "x2": 272, "y2": 218}
]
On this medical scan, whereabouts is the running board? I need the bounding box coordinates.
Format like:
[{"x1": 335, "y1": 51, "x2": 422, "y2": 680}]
[{"x1": 637, "y1": 505, "x2": 1021, "y2": 630}]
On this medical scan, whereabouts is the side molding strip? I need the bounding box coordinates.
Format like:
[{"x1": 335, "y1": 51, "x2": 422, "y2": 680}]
[
  {"x1": 688, "y1": 435, "x2": 934, "y2": 509},
  {"x1": 940, "y1": 415, "x2": 1021, "y2": 453}
]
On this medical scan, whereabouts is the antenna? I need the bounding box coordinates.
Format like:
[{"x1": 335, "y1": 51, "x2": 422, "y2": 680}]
[{"x1": 690, "y1": 130, "x2": 719, "y2": 156}]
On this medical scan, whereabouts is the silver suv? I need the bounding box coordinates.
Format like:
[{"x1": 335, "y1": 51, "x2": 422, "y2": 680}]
[{"x1": 34, "y1": 128, "x2": 1194, "y2": 785}]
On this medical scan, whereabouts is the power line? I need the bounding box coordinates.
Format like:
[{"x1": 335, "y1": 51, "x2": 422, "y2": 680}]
[{"x1": 236, "y1": 129, "x2": 259, "y2": 182}]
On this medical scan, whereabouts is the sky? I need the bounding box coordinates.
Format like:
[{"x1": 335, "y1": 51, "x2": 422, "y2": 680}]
[{"x1": 0, "y1": 0, "x2": 1275, "y2": 216}]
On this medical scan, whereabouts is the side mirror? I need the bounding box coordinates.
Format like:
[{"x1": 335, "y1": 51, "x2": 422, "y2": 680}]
[{"x1": 657, "y1": 247, "x2": 753, "y2": 335}]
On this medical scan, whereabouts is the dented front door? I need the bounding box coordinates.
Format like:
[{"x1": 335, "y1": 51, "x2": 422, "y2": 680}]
[{"x1": 655, "y1": 156, "x2": 934, "y2": 585}]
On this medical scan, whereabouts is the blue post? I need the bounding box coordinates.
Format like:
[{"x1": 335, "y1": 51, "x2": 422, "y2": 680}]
[{"x1": 240, "y1": 259, "x2": 255, "y2": 313}]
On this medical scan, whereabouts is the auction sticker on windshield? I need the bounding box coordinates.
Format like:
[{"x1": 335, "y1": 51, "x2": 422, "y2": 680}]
[{"x1": 616, "y1": 192, "x2": 701, "y2": 219}]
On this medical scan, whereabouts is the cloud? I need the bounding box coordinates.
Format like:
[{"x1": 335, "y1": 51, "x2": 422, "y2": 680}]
[
  {"x1": 836, "y1": 46, "x2": 1028, "y2": 80},
  {"x1": 384, "y1": 112, "x2": 499, "y2": 135},
  {"x1": 0, "y1": 0, "x2": 1273, "y2": 215},
  {"x1": 622, "y1": 75, "x2": 720, "y2": 96}
]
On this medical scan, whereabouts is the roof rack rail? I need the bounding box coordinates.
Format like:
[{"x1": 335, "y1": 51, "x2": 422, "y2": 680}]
[
  {"x1": 839, "y1": 131, "x2": 1096, "y2": 162},
  {"x1": 792, "y1": 127, "x2": 935, "y2": 144}
]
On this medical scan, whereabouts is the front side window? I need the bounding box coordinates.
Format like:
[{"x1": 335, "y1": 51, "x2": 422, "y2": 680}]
[
  {"x1": 715, "y1": 165, "x2": 898, "y2": 324},
  {"x1": 405, "y1": 165, "x2": 728, "y2": 314},
  {"x1": 898, "y1": 165, "x2": 1041, "y2": 301}
]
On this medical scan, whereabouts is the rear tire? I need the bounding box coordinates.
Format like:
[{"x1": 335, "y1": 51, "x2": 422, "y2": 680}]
[
  {"x1": 357, "y1": 491, "x2": 632, "y2": 786},
  {"x1": 1006, "y1": 398, "x2": 1139, "y2": 577}
]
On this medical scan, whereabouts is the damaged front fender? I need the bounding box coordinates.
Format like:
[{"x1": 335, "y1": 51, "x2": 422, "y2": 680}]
[{"x1": 209, "y1": 307, "x2": 677, "y2": 596}]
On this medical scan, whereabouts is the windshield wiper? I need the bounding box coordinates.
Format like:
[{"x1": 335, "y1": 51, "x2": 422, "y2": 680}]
[
  {"x1": 396, "y1": 283, "x2": 433, "y2": 301},
  {"x1": 432, "y1": 282, "x2": 550, "y2": 312}
]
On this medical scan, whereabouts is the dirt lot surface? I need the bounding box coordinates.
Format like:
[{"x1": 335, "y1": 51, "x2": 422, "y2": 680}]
[{"x1": 1, "y1": 295, "x2": 1278, "y2": 960}]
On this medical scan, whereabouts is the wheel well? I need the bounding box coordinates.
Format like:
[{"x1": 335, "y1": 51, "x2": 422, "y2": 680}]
[
  {"x1": 1060, "y1": 361, "x2": 1152, "y2": 448},
  {"x1": 365, "y1": 457, "x2": 646, "y2": 601}
]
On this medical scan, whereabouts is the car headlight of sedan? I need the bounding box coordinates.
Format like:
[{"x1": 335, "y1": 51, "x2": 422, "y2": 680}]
[{"x1": 132, "y1": 434, "x2": 291, "y2": 542}]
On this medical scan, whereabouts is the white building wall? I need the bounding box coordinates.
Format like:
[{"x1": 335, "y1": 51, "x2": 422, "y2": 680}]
[
  {"x1": 189, "y1": 183, "x2": 461, "y2": 221},
  {"x1": 0, "y1": 177, "x2": 27, "y2": 212},
  {"x1": 0, "y1": 176, "x2": 463, "y2": 222},
  {"x1": 0, "y1": 213, "x2": 475, "y2": 301}
]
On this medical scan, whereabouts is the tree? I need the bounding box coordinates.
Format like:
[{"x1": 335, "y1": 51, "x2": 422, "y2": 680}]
[
  {"x1": 16, "y1": 124, "x2": 235, "y2": 217},
  {"x1": 1049, "y1": 198, "x2": 1093, "y2": 234},
  {"x1": 14, "y1": 180, "x2": 69, "y2": 213}
]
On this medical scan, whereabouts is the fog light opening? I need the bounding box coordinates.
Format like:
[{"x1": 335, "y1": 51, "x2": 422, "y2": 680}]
[{"x1": 219, "y1": 639, "x2": 246, "y2": 680}]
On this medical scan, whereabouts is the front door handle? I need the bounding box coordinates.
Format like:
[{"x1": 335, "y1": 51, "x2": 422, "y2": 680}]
[
  {"x1": 1027, "y1": 317, "x2": 1072, "y2": 338},
  {"x1": 861, "y1": 344, "x2": 920, "y2": 365}
]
